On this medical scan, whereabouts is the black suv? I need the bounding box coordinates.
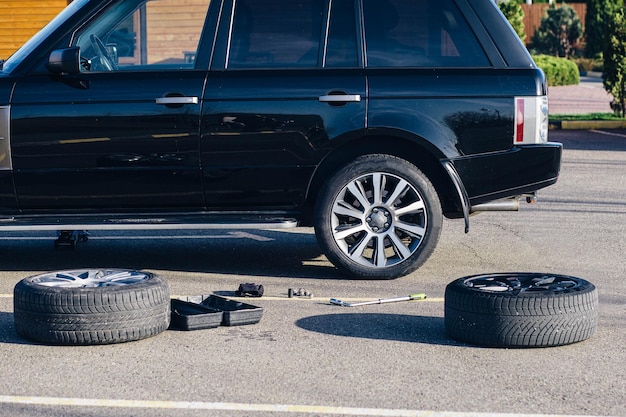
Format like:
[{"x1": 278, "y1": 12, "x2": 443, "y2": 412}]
[{"x1": 0, "y1": 0, "x2": 561, "y2": 279}]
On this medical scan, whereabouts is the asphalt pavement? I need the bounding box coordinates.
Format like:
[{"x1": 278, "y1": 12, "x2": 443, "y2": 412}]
[
  {"x1": 0, "y1": 129, "x2": 625, "y2": 417},
  {"x1": 548, "y1": 75, "x2": 613, "y2": 115},
  {"x1": 0, "y1": 73, "x2": 623, "y2": 417}
]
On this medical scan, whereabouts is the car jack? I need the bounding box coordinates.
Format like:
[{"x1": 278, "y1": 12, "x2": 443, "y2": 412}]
[{"x1": 54, "y1": 230, "x2": 89, "y2": 250}]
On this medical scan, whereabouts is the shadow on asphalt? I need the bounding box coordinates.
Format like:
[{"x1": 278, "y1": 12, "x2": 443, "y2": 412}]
[
  {"x1": 550, "y1": 129, "x2": 626, "y2": 151},
  {"x1": 0, "y1": 230, "x2": 343, "y2": 279},
  {"x1": 296, "y1": 313, "x2": 464, "y2": 346},
  {"x1": 0, "y1": 312, "x2": 33, "y2": 345},
  {"x1": 2, "y1": 129, "x2": 622, "y2": 278}
]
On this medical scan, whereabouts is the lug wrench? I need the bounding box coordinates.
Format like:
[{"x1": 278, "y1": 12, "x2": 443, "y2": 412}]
[{"x1": 329, "y1": 293, "x2": 426, "y2": 307}]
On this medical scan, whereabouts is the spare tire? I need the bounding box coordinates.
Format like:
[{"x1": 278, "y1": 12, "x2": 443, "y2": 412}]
[
  {"x1": 14, "y1": 269, "x2": 170, "y2": 345},
  {"x1": 444, "y1": 273, "x2": 598, "y2": 348}
]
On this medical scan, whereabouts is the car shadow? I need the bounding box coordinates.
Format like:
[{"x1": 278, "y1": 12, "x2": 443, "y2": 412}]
[
  {"x1": 0, "y1": 312, "x2": 33, "y2": 345},
  {"x1": 0, "y1": 230, "x2": 343, "y2": 279},
  {"x1": 296, "y1": 313, "x2": 464, "y2": 346},
  {"x1": 550, "y1": 129, "x2": 626, "y2": 151}
]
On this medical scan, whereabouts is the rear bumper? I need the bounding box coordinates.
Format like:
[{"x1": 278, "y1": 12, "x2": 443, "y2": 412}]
[{"x1": 447, "y1": 142, "x2": 562, "y2": 206}]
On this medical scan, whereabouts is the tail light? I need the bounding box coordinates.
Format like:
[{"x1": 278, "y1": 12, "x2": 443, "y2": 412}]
[{"x1": 514, "y1": 96, "x2": 549, "y2": 145}]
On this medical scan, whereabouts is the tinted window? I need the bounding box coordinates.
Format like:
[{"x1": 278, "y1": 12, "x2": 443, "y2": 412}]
[
  {"x1": 75, "y1": 0, "x2": 210, "y2": 71},
  {"x1": 363, "y1": 0, "x2": 489, "y2": 67},
  {"x1": 228, "y1": 0, "x2": 325, "y2": 68},
  {"x1": 325, "y1": 0, "x2": 358, "y2": 68}
]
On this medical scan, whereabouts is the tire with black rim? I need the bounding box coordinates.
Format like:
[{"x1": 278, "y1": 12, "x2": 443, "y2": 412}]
[
  {"x1": 314, "y1": 154, "x2": 442, "y2": 279},
  {"x1": 444, "y1": 273, "x2": 598, "y2": 348},
  {"x1": 14, "y1": 269, "x2": 170, "y2": 345}
]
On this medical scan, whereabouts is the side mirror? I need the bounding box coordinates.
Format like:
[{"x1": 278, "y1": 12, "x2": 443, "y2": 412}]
[{"x1": 46, "y1": 47, "x2": 81, "y2": 75}]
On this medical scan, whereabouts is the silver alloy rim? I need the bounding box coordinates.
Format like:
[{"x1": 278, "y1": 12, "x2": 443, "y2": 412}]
[
  {"x1": 463, "y1": 273, "x2": 582, "y2": 293},
  {"x1": 30, "y1": 269, "x2": 151, "y2": 288},
  {"x1": 331, "y1": 172, "x2": 427, "y2": 268}
]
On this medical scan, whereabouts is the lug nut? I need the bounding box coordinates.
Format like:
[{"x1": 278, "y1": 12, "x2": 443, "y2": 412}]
[{"x1": 288, "y1": 288, "x2": 313, "y2": 298}]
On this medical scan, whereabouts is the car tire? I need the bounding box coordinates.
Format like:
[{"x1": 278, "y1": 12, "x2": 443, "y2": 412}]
[
  {"x1": 314, "y1": 154, "x2": 442, "y2": 279},
  {"x1": 444, "y1": 273, "x2": 598, "y2": 348},
  {"x1": 14, "y1": 269, "x2": 170, "y2": 345}
]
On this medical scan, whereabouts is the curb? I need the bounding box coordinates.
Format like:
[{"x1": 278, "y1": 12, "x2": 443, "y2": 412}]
[{"x1": 549, "y1": 120, "x2": 626, "y2": 130}]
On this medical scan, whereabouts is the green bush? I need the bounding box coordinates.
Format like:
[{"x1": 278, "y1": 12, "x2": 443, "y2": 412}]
[
  {"x1": 584, "y1": 0, "x2": 622, "y2": 58},
  {"x1": 498, "y1": 0, "x2": 525, "y2": 43},
  {"x1": 574, "y1": 57, "x2": 604, "y2": 74},
  {"x1": 531, "y1": 5, "x2": 583, "y2": 58},
  {"x1": 603, "y1": 6, "x2": 626, "y2": 117},
  {"x1": 533, "y1": 55, "x2": 580, "y2": 86}
]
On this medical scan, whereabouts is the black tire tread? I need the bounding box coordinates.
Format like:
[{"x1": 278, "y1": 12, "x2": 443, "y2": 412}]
[
  {"x1": 13, "y1": 272, "x2": 170, "y2": 345},
  {"x1": 444, "y1": 274, "x2": 598, "y2": 348}
]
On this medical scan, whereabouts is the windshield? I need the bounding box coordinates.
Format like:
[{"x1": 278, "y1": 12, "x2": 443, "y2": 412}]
[{"x1": 1, "y1": 0, "x2": 90, "y2": 73}]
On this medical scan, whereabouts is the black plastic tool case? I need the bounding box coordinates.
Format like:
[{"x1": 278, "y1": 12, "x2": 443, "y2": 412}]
[
  {"x1": 170, "y1": 299, "x2": 222, "y2": 330},
  {"x1": 200, "y1": 295, "x2": 264, "y2": 326},
  {"x1": 169, "y1": 295, "x2": 263, "y2": 330}
]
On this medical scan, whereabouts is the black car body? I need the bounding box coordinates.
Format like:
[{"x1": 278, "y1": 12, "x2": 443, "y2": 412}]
[{"x1": 0, "y1": 0, "x2": 561, "y2": 278}]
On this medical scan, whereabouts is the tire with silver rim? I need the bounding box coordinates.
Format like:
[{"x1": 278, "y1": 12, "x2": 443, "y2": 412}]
[
  {"x1": 444, "y1": 273, "x2": 598, "y2": 348},
  {"x1": 14, "y1": 269, "x2": 170, "y2": 345},
  {"x1": 314, "y1": 154, "x2": 442, "y2": 279}
]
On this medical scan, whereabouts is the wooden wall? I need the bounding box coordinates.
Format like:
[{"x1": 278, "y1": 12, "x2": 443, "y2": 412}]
[
  {"x1": 145, "y1": 0, "x2": 209, "y2": 64},
  {"x1": 0, "y1": 1, "x2": 71, "y2": 59},
  {"x1": 521, "y1": 3, "x2": 587, "y2": 45}
]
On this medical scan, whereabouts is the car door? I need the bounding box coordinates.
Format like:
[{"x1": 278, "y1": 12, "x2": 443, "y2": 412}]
[
  {"x1": 200, "y1": 0, "x2": 366, "y2": 210},
  {"x1": 10, "y1": 0, "x2": 214, "y2": 211}
]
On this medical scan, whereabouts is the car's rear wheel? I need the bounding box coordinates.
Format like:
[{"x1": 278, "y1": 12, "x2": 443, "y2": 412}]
[
  {"x1": 314, "y1": 154, "x2": 442, "y2": 279},
  {"x1": 445, "y1": 273, "x2": 598, "y2": 347},
  {"x1": 14, "y1": 269, "x2": 170, "y2": 345}
]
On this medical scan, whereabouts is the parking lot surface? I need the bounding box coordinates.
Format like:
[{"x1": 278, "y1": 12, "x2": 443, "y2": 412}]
[{"x1": 0, "y1": 129, "x2": 624, "y2": 417}]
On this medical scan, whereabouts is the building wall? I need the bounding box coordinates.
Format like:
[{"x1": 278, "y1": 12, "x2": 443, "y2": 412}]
[
  {"x1": 521, "y1": 3, "x2": 587, "y2": 45},
  {"x1": 0, "y1": 1, "x2": 70, "y2": 59}
]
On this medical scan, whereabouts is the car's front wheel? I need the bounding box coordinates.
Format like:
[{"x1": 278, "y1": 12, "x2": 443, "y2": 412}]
[{"x1": 314, "y1": 154, "x2": 442, "y2": 279}]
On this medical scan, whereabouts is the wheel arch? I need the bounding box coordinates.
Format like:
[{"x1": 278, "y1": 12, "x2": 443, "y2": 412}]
[{"x1": 301, "y1": 132, "x2": 463, "y2": 226}]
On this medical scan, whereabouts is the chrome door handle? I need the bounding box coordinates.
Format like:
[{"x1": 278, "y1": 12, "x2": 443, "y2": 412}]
[
  {"x1": 319, "y1": 94, "x2": 361, "y2": 103},
  {"x1": 156, "y1": 96, "x2": 199, "y2": 105}
]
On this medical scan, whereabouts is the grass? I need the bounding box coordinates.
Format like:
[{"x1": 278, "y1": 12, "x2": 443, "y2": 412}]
[{"x1": 550, "y1": 113, "x2": 625, "y2": 121}]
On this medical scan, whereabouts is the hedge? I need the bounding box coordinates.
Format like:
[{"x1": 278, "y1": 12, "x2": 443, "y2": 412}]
[{"x1": 532, "y1": 55, "x2": 580, "y2": 86}]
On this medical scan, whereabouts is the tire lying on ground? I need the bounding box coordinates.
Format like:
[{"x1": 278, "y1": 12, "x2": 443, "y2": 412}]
[
  {"x1": 444, "y1": 273, "x2": 598, "y2": 348},
  {"x1": 14, "y1": 269, "x2": 170, "y2": 345}
]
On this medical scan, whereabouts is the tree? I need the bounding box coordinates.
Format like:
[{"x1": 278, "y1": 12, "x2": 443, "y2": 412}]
[
  {"x1": 531, "y1": 5, "x2": 583, "y2": 58},
  {"x1": 584, "y1": 0, "x2": 622, "y2": 58},
  {"x1": 603, "y1": 6, "x2": 626, "y2": 117},
  {"x1": 498, "y1": 0, "x2": 526, "y2": 43}
]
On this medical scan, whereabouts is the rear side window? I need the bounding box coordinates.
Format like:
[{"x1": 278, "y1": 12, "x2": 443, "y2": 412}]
[
  {"x1": 363, "y1": 0, "x2": 489, "y2": 68},
  {"x1": 228, "y1": 0, "x2": 325, "y2": 68}
]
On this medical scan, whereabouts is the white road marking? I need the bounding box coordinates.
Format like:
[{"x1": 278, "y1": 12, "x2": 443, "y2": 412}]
[
  {"x1": 590, "y1": 129, "x2": 626, "y2": 138},
  {"x1": 0, "y1": 396, "x2": 615, "y2": 417}
]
